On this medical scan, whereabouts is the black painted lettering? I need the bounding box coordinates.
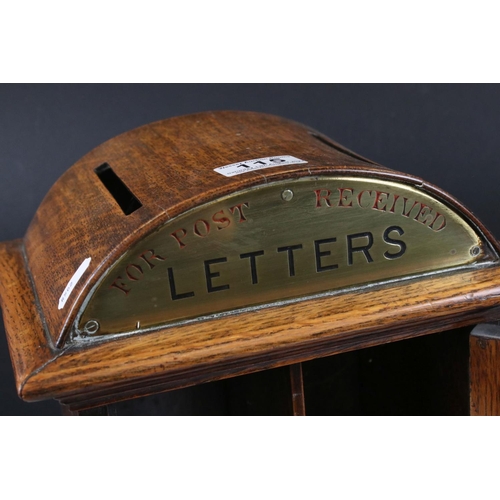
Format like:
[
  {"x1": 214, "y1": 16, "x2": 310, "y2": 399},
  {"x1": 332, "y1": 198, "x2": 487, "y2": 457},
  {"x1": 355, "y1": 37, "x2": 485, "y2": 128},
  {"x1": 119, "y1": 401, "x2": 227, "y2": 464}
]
[
  {"x1": 347, "y1": 232, "x2": 374, "y2": 265},
  {"x1": 277, "y1": 245, "x2": 303, "y2": 277},
  {"x1": 314, "y1": 238, "x2": 338, "y2": 272},
  {"x1": 383, "y1": 226, "x2": 407, "y2": 260},
  {"x1": 240, "y1": 251, "x2": 264, "y2": 284},
  {"x1": 168, "y1": 267, "x2": 195, "y2": 300},
  {"x1": 204, "y1": 258, "x2": 230, "y2": 292}
]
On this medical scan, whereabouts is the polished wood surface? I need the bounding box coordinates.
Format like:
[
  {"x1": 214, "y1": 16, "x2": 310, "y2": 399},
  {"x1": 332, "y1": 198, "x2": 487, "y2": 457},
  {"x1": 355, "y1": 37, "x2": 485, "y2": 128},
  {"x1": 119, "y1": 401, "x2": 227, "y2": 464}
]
[
  {"x1": 64, "y1": 327, "x2": 472, "y2": 415},
  {"x1": 24, "y1": 111, "x2": 384, "y2": 348},
  {"x1": 1, "y1": 111, "x2": 500, "y2": 412},
  {"x1": 2, "y1": 234, "x2": 500, "y2": 410},
  {"x1": 0, "y1": 240, "x2": 53, "y2": 387},
  {"x1": 20, "y1": 111, "x2": 499, "y2": 348},
  {"x1": 470, "y1": 324, "x2": 500, "y2": 416}
]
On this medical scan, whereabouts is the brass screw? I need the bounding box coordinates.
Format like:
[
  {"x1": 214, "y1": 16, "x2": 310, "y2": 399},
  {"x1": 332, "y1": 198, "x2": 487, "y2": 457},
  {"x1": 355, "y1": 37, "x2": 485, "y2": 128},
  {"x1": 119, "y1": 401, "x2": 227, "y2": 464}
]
[
  {"x1": 83, "y1": 319, "x2": 100, "y2": 335},
  {"x1": 470, "y1": 246, "x2": 481, "y2": 257}
]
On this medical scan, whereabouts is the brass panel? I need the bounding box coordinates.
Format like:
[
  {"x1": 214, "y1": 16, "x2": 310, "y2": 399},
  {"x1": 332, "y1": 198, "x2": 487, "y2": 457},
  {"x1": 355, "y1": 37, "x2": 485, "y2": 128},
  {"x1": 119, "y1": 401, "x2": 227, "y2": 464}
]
[{"x1": 77, "y1": 177, "x2": 491, "y2": 337}]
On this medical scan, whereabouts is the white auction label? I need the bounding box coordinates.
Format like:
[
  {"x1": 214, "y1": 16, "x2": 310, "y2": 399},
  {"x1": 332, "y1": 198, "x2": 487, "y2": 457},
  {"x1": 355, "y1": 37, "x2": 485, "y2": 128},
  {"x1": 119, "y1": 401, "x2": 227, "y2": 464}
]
[
  {"x1": 214, "y1": 155, "x2": 308, "y2": 177},
  {"x1": 58, "y1": 257, "x2": 91, "y2": 310}
]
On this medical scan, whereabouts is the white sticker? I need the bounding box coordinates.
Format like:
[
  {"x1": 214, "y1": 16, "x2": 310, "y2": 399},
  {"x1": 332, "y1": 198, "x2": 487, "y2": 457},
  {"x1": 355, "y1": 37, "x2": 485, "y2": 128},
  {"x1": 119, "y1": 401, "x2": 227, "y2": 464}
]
[
  {"x1": 214, "y1": 155, "x2": 308, "y2": 177},
  {"x1": 58, "y1": 257, "x2": 91, "y2": 310}
]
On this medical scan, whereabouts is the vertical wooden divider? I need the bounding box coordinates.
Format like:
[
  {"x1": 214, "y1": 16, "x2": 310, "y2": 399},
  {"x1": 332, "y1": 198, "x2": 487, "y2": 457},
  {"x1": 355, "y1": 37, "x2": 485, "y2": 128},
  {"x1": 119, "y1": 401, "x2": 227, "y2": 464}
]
[
  {"x1": 289, "y1": 363, "x2": 306, "y2": 416},
  {"x1": 470, "y1": 324, "x2": 500, "y2": 416}
]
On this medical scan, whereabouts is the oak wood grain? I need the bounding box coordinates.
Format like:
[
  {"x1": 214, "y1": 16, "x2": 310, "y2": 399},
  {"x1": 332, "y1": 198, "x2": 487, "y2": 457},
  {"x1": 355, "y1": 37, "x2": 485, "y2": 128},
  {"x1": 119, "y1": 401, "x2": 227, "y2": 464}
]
[
  {"x1": 0, "y1": 240, "x2": 54, "y2": 395},
  {"x1": 470, "y1": 324, "x2": 500, "y2": 416},
  {"x1": 6, "y1": 262, "x2": 500, "y2": 409},
  {"x1": 21, "y1": 111, "x2": 499, "y2": 348},
  {"x1": 1, "y1": 111, "x2": 500, "y2": 411}
]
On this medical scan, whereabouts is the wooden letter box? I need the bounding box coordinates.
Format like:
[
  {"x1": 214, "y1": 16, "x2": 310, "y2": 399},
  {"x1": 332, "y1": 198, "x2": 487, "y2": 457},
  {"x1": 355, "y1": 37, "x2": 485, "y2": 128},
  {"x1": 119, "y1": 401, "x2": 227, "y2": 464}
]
[{"x1": 1, "y1": 111, "x2": 499, "y2": 415}]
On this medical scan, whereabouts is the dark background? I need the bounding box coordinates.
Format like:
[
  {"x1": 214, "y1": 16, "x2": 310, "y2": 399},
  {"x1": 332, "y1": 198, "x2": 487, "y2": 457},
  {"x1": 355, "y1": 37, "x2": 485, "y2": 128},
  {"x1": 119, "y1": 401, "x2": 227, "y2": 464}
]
[{"x1": 1, "y1": 84, "x2": 499, "y2": 415}]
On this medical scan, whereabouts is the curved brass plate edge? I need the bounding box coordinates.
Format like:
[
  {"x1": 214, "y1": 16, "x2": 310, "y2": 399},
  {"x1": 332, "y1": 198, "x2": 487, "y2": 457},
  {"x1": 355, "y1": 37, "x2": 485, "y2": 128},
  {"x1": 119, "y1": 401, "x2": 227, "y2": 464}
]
[
  {"x1": 69, "y1": 260, "x2": 499, "y2": 347},
  {"x1": 69, "y1": 175, "x2": 498, "y2": 344}
]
